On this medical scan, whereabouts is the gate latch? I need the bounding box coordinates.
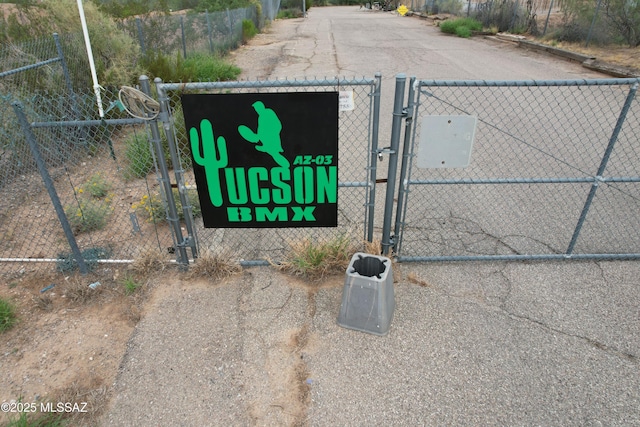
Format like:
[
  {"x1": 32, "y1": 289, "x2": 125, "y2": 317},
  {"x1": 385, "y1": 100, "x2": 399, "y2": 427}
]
[{"x1": 377, "y1": 146, "x2": 395, "y2": 161}]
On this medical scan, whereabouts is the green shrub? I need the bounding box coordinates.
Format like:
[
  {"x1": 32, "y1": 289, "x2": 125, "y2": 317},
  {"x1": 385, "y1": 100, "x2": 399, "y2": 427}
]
[
  {"x1": 440, "y1": 20, "x2": 458, "y2": 34},
  {"x1": 122, "y1": 275, "x2": 142, "y2": 295},
  {"x1": 276, "y1": 8, "x2": 303, "y2": 19},
  {"x1": 181, "y1": 53, "x2": 242, "y2": 81},
  {"x1": 242, "y1": 19, "x2": 258, "y2": 43},
  {"x1": 57, "y1": 247, "x2": 112, "y2": 272},
  {"x1": 132, "y1": 188, "x2": 202, "y2": 223},
  {"x1": 440, "y1": 17, "x2": 482, "y2": 37},
  {"x1": 141, "y1": 50, "x2": 241, "y2": 82},
  {"x1": 81, "y1": 173, "x2": 111, "y2": 198},
  {"x1": 173, "y1": 188, "x2": 202, "y2": 220},
  {"x1": 473, "y1": 0, "x2": 535, "y2": 34},
  {"x1": 124, "y1": 131, "x2": 155, "y2": 179},
  {"x1": 3, "y1": 0, "x2": 142, "y2": 86},
  {"x1": 132, "y1": 193, "x2": 165, "y2": 223},
  {"x1": 65, "y1": 198, "x2": 113, "y2": 234},
  {"x1": 0, "y1": 298, "x2": 17, "y2": 333},
  {"x1": 455, "y1": 25, "x2": 473, "y2": 38}
]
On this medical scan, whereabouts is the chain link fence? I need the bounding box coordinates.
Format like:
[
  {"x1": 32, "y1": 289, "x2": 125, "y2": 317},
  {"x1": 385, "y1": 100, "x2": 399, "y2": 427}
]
[
  {"x1": 117, "y1": 0, "x2": 283, "y2": 58},
  {"x1": 154, "y1": 76, "x2": 382, "y2": 264},
  {"x1": 2, "y1": 75, "x2": 382, "y2": 276},
  {"x1": 394, "y1": 78, "x2": 640, "y2": 261},
  {"x1": 5, "y1": 86, "x2": 184, "y2": 277},
  {"x1": 119, "y1": 7, "x2": 259, "y2": 58}
]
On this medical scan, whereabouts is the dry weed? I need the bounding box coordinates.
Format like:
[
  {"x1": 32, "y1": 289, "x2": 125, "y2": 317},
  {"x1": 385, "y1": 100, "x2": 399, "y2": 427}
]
[
  {"x1": 63, "y1": 276, "x2": 103, "y2": 304},
  {"x1": 131, "y1": 248, "x2": 167, "y2": 276},
  {"x1": 32, "y1": 294, "x2": 54, "y2": 311},
  {"x1": 186, "y1": 248, "x2": 242, "y2": 280},
  {"x1": 53, "y1": 377, "x2": 109, "y2": 425},
  {"x1": 278, "y1": 234, "x2": 359, "y2": 281},
  {"x1": 362, "y1": 238, "x2": 382, "y2": 255},
  {"x1": 406, "y1": 272, "x2": 433, "y2": 288}
]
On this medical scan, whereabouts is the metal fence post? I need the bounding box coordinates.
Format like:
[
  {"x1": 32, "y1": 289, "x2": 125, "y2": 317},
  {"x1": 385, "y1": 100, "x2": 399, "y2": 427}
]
[
  {"x1": 393, "y1": 76, "x2": 416, "y2": 252},
  {"x1": 542, "y1": 0, "x2": 554, "y2": 36},
  {"x1": 155, "y1": 78, "x2": 199, "y2": 259},
  {"x1": 206, "y1": 10, "x2": 214, "y2": 53},
  {"x1": 53, "y1": 32, "x2": 86, "y2": 143},
  {"x1": 139, "y1": 75, "x2": 190, "y2": 267},
  {"x1": 366, "y1": 73, "x2": 382, "y2": 243},
  {"x1": 53, "y1": 33, "x2": 75, "y2": 102},
  {"x1": 136, "y1": 17, "x2": 146, "y2": 55},
  {"x1": 509, "y1": 0, "x2": 520, "y2": 31},
  {"x1": 180, "y1": 16, "x2": 187, "y2": 59},
  {"x1": 585, "y1": 0, "x2": 603, "y2": 48},
  {"x1": 381, "y1": 74, "x2": 407, "y2": 255},
  {"x1": 566, "y1": 82, "x2": 638, "y2": 256},
  {"x1": 12, "y1": 101, "x2": 88, "y2": 274}
]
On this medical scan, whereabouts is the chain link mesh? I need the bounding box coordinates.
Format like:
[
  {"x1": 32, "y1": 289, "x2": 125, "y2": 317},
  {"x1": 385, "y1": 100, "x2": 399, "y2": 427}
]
[
  {"x1": 397, "y1": 80, "x2": 640, "y2": 259},
  {"x1": 118, "y1": 7, "x2": 260, "y2": 57},
  {"x1": 2, "y1": 85, "x2": 183, "y2": 277},
  {"x1": 158, "y1": 78, "x2": 379, "y2": 263}
]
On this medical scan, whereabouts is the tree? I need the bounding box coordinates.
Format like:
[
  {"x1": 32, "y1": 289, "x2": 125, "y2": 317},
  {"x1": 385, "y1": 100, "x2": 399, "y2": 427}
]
[
  {"x1": 603, "y1": 0, "x2": 640, "y2": 46},
  {"x1": 561, "y1": 0, "x2": 640, "y2": 46}
]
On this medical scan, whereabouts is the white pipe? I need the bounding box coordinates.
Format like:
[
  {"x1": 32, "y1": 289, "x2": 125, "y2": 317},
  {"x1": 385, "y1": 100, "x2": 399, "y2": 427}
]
[
  {"x1": 77, "y1": 0, "x2": 105, "y2": 118},
  {"x1": 0, "y1": 258, "x2": 134, "y2": 263}
]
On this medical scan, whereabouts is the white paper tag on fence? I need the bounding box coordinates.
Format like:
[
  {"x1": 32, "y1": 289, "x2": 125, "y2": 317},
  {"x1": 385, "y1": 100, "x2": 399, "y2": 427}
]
[
  {"x1": 417, "y1": 115, "x2": 477, "y2": 168},
  {"x1": 339, "y1": 91, "x2": 354, "y2": 111}
]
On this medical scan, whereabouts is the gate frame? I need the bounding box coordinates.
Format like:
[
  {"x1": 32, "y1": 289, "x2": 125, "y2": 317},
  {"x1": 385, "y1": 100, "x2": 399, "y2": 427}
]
[
  {"x1": 387, "y1": 77, "x2": 640, "y2": 262},
  {"x1": 151, "y1": 74, "x2": 383, "y2": 265}
]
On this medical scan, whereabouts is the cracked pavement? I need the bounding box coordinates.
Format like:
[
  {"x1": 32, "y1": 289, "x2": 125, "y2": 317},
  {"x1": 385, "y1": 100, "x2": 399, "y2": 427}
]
[{"x1": 102, "y1": 261, "x2": 639, "y2": 425}]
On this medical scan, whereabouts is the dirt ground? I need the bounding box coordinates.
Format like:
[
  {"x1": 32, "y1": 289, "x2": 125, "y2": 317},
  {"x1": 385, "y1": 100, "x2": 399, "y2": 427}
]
[{"x1": 0, "y1": 267, "x2": 145, "y2": 425}]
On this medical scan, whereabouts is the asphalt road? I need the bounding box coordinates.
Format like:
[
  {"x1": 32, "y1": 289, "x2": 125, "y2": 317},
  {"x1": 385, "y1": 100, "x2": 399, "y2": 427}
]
[{"x1": 101, "y1": 7, "x2": 638, "y2": 426}]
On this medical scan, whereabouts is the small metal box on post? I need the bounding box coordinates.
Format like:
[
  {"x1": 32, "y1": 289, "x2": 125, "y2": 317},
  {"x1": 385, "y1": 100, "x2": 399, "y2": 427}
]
[{"x1": 337, "y1": 253, "x2": 395, "y2": 336}]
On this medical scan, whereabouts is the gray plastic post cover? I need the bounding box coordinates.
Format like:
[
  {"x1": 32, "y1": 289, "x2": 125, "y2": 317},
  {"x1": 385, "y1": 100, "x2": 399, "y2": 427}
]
[{"x1": 337, "y1": 252, "x2": 395, "y2": 336}]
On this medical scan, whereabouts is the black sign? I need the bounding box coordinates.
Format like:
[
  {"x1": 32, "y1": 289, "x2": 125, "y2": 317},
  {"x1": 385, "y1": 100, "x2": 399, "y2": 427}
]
[{"x1": 181, "y1": 92, "x2": 339, "y2": 228}]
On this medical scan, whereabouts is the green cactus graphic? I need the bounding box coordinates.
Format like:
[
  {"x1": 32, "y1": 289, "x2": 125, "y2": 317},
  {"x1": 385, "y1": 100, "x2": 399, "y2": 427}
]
[{"x1": 190, "y1": 119, "x2": 228, "y2": 207}]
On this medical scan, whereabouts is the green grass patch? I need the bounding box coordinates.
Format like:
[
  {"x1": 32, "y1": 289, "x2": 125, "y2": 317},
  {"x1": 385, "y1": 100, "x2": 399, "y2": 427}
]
[
  {"x1": 141, "y1": 50, "x2": 241, "y2": 83},
  {"x1": 80, "y1": 173, "x2": 111, "y2": 198},
  {"x1": 0, "y1": 297, "x2": 17, "y2": 333},
  {"x1": 440, "y1": 17, "x2": 483, "y2": 38},
  {"x1": 4, "y1": 407, "x2": 66, "y2": 426},
  {"x1": 122, "y1": 275, "x2": 142, "y2": 295},
  {"x1": 455, "y1": 25, "x2": 473, "y2": 38},
  {"x1": 279, "y1": 234, "x2": 357, "y2": 280},
  {"x1": 181, "y1": 53, "x2": 241, "y2": 81},
  {"x1": 242, "y1": 19, "x2": 258, "y2": 43},
  {"x1": 123, "y1": 132, "x2": 155, "y2": 180},
  {"x1": 276, "y1": 8, "x2": 303, "y2": 19}
]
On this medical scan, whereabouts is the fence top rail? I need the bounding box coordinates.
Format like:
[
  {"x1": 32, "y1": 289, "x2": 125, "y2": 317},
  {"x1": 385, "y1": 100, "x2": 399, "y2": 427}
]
[
  {"x1": 416, "y1": 78, "x2": 640, "y2": 88},
  {"x1": 29, "y1": 118, "x2": 148, "y2": 128},
  {"x1": 154, "y1": 74, "x2": 381, "y2": 91},
  {"x1": 0, "y1": 57, "x2": 62, "y2": 79}
]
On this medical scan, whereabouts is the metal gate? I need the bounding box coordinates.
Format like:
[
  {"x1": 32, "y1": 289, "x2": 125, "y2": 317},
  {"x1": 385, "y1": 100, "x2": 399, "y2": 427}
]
[
  {"x1": 148, "y1": 75, "x2": 382, "y2": 265},
  {"x1": 391, "y1": 77, "x2": 640, "y2": 261},
  {"x1": 7, "y1": 74, "x2": 640, "y2": 274}
]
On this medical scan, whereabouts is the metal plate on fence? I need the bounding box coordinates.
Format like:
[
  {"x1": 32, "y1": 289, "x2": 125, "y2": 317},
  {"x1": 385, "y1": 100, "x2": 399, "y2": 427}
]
[{"x1": 417, "y1": 115, "x2": 477, "y2": 168}]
